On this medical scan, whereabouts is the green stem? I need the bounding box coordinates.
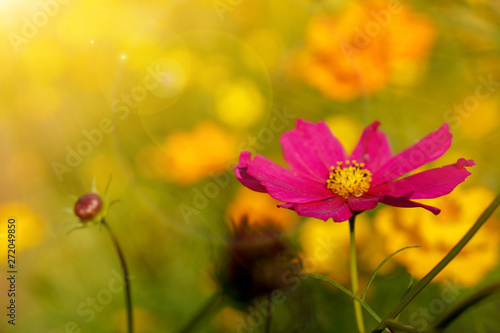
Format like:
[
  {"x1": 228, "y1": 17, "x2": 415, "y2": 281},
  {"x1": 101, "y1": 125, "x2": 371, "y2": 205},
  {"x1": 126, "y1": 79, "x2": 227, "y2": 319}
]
[
  {"x1": 178, "y1": 292, "x2": 225, "y2": 333},
  {"x1": 371, "y1": 192, "x2": 500, "y2": 333},
  {"x1": 350, "y1": 215, "x2": 365, "y2": 333},
  {"x1": 102, "y1": 219, "x2": 133, "y2": 333}
]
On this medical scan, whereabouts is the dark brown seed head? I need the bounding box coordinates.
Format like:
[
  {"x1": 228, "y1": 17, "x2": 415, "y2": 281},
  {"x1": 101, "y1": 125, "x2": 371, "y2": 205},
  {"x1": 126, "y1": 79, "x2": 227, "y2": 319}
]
[{"x1": 217, "y1": 217, "x2": 301, "y2": 307}]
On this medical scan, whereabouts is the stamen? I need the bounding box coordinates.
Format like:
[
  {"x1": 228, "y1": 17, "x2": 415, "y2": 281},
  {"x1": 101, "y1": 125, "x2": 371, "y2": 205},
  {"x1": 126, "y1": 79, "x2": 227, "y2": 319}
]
[{"x1": 326, "y1": 160, "x2": 372, "y2": 199}]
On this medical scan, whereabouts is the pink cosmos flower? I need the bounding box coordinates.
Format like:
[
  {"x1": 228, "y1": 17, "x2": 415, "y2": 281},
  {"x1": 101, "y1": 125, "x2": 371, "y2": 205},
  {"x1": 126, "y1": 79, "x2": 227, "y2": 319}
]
[{"x1": 235, "y1": 119, "x2": 474, "y2": 222}]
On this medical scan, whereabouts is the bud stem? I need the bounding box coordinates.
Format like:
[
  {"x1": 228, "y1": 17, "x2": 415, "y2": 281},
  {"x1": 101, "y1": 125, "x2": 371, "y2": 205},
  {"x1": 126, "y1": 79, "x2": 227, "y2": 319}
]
[{"x1": 102, "y1": 218, "x2": 133, "y2": 333}]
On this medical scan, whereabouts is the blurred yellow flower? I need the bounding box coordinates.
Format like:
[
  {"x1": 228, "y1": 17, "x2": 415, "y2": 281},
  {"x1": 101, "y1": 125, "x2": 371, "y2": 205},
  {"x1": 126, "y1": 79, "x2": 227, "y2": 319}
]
[
  {"x1": 227, "y1": 187, "x2": 299, "y2": 231},
  {"x1": 325, "y1": 115, "x2": 364, "y2": 153},
  {"x1": 296, "y1": 0, "x2": 436, "y2": 100},
  {"x1": 300, "y1": 214, "x2": 391, "y2": 287},
  {"x1": 0, "y1": 202, "x2": 45, "y2": 265},
  {"x1": 375, "y1": 186, "x2": 500, "y2": 286},
  {"x1": 139, "y1": 122, "x2": 238, "y2": 185},
  {"x1": 215, "y1": 79, "x2": 264, "y2": 129}
]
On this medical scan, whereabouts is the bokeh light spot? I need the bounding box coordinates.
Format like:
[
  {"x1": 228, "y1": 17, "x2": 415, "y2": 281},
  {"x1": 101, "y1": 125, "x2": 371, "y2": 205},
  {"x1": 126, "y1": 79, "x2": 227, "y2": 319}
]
[{"x1": 145, "y1": 58, "x2": 187, "y2": 99}]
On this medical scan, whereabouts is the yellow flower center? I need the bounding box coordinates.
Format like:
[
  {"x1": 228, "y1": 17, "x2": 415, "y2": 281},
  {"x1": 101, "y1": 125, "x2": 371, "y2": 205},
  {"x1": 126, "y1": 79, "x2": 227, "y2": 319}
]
[{"x1": 326, "y1": 160, "x2": 372, "y2": 199}]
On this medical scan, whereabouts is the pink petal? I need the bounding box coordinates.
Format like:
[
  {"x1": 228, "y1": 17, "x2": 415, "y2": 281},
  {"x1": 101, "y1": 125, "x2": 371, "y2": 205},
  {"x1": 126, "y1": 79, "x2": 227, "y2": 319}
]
[
  {"x1": 369, "y1": 159, "x2": 475, "y2": 199},
  {"x1": 350, "y1": 121, "x2": 393, "y2": 172},
  {"x1": 456, "y1": 158, "x2": 476, "y2": 169},
  {"x1": 235, "y1": 151, "x2": 268, "y2": 193},
  {"x1": 280, "y1": 119, "x2": 347, "y2": 182},
  {"x1": 239, "y1": 152, "x2": 334, "y2": 203},
  {"x1": 279, "y1": 196, "x2": 352, "y2": 222},
  {"x1": 380, "y1": 197, "x2": 441, "y2": 215},
  {"x1": 372, "y1": 124, "x2": 452, "y2": 186},
  {"x1": 347, "y1": 195, "x2": 381, "y2": 211}
]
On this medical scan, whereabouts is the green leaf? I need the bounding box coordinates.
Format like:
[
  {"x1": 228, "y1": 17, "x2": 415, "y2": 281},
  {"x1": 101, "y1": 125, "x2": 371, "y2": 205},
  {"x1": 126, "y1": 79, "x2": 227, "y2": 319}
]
[
  {"x1": 362, "y1": 246, "x2": 419, "y2": 301},
  {"x1": 371, "y1": 192, "x2": 500, "y2": 333}
]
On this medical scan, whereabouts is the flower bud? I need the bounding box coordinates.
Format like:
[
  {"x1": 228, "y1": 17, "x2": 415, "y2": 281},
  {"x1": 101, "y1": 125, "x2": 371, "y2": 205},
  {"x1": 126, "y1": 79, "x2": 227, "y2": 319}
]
[{"x1": 74, "y1": 193, "x2": 102, "y2": 221}]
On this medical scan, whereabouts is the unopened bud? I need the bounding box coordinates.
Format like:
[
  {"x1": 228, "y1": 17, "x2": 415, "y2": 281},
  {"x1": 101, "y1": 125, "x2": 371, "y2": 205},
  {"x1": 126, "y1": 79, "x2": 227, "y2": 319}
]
[{"x1": 74, "y1": 193, "x2": 102, "y2": 221}]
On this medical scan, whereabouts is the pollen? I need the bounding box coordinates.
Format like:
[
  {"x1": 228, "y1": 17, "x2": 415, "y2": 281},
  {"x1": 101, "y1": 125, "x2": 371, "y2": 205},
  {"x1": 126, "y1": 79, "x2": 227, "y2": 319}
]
[{"x1": 327, "y1": 160, "x2": 372, "y2": 199}]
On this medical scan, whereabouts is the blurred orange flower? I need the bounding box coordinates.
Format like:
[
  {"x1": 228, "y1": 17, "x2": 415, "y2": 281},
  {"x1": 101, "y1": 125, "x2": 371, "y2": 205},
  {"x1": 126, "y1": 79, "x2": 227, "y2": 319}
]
[
  {"x1": 295, "y1": 0, "x2": 436, "y2": 100},
  {"x1": 375, "y1": 186, "x2": 500, "y2": 286},
  {"x1": 227, "y1": 187, "x2": 299, "y2": 231},
  {"x1": 137, "y1": 122, "x2": 238, "y2": 185}
]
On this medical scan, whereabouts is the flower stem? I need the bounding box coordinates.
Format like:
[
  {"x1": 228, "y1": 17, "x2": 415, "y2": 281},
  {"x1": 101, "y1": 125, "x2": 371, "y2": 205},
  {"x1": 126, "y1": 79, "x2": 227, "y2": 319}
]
[
  {"x1": 101, "y1": 219, "x2": 133, "y2": 333},
  {"x1": 178, "y1": 291, "x2": 225, "y2": 333},
  {"x1": 349, "y1": 215, "x2": 365, "y2": 333}
]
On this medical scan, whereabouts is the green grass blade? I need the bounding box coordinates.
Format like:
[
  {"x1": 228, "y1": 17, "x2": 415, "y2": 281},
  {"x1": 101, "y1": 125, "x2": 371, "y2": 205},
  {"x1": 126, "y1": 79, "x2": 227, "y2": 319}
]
[
  {"x1": 385, "y1": 319, "x2": 420, "y2": 333},
  {"x1": 302, "y1": 272, "x2": 358, "y2": 300},
  {"x1": 395, "y1": 274, "x2": 414, "y2": 322},
  {"x1": 362, "y1": 246, "x2": 419, "y2": 301},
  {"x1": 303, "y1": 273, "x2": 383, "y2": 323}
]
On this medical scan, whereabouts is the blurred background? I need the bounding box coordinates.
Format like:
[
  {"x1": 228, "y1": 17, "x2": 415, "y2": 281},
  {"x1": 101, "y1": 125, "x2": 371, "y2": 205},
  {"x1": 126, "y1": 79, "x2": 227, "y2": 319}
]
[{"x1": 1, "y1": 0, "x2": 500, "y2": 331}]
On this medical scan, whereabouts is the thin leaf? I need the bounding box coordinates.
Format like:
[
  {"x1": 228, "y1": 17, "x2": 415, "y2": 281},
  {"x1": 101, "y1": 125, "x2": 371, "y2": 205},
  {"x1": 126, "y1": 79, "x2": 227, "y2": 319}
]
[
  {"x1": 104, "y1": 174, "x2": 113, "y2": 195},
  {"x1": 91, "y1": 176, "x2": 97, "y2": 193},
  {"x1": 362, "y1": 246, "x2": 419, "y2": 301},
  {"x1": 303, "y1": 273, "x2": 383, "y2": 323},
  {"x1": 59, "y1": 206, "x2": 74, "y2": 214},
  {"x1": 385, "y1": 319, "x2": 420, "y2": 333},
  {"x1": 52, "y1": 222, "x2": 80, "y2": 231},
  {"x1": 401, "y1": 274, "x2": 414, "y2": 300},
  {"x1": 371, "y1": 192, "x2": 500, "y2": 333},
  {"x1": 303, "y1": 273, "x2": 358, "y2": 300},
  {"x1": 395, "y1": 274, "x2": 414, "y2": 322}
]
